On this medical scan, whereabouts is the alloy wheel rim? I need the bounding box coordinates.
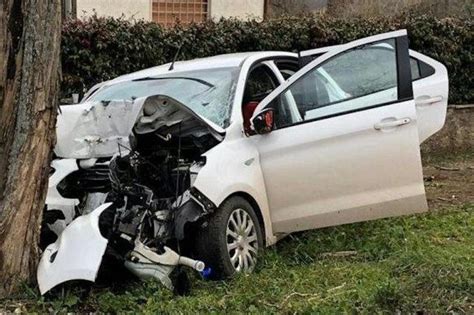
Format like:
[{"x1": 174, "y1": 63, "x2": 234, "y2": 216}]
[{"x1": 226, "y1": 208, "x2": 259, "y2": 272}]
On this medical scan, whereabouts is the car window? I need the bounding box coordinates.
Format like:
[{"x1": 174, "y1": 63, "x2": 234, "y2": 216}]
[
  {"x1": 410, "y1": 57, "x2": 421, "y2": 80},
  {"x1": 411, "y1": 57, "x2": 435, "y2": 81},
  {"x1": 243, "y1": 64, "x2": 303, "y2": 128},
  {"x1": 243, "y1": 65, "x2": 278, "y2": 104},
  {"x1": 266, "y1": 39, "x2": 400, "y2": 128}
]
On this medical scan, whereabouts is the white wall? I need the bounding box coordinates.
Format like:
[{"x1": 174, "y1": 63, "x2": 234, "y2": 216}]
[
  {"x1": 77, "y1": 0, "x2": 152, "y2": 21},
  {"x1": 210, "y1": 0, "x2": 265, "y2": 20},
  {"x1": 76, "y1": 0, "x2": 265, "y2": 22}
]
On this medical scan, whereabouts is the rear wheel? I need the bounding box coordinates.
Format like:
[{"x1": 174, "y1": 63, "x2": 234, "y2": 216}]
[{"x1": 194, "y1": 196, "x2": 263, "y2": 279}]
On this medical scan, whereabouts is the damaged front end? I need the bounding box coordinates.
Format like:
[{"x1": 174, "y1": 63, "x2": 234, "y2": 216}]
[
  {"x1": 38, "y1": 95, "x2": 223, "y2": 294},
  {"x1": 42, "y1": 98, "x2": 143, "y2": 246}
]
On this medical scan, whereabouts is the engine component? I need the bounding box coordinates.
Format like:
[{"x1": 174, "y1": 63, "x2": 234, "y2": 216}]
[{"x1": 131, "y1": 241, "x2": 205, "y2": 272}]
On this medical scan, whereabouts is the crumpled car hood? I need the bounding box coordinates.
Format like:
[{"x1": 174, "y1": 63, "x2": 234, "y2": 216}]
[
  {"x1": 134, "y1": 94, "x2": 225, "y2": 141},
  {"x1": 55, "y1": 95, "x2": 224, "y2": 159},
  {"x1": 55, "y1": 100, "x2": 142, "y2": 159}
]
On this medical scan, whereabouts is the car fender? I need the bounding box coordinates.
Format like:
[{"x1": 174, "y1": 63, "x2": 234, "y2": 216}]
[
  {"x1": 37, "y1": 203, "x2": 112, "y2": 295},
  {"x1": 192, "y1": 133, "x2": 276, "y2": 245}
]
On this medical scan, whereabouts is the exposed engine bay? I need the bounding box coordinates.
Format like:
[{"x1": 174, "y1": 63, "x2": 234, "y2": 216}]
[{"x1": 38, "y1": 95, "x2": 223, "y2": 294}]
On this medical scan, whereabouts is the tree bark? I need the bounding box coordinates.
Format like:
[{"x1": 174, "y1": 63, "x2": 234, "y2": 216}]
[{"x1": 0, "y1": 0, "x2": 61, "y2": 296}]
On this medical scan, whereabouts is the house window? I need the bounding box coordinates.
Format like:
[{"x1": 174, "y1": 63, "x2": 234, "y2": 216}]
[{"x1": 152, "y1": 0, "x2": 208, "y2": 27}]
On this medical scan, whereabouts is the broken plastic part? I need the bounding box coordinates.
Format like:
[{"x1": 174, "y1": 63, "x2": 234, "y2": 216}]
[
  {"x1": 190, "y1": 187, "x2": 217, "y2": 212},
  {"x1": 124, "y1": 261, "x2": 174, "y2": 290},
  {"x1": 37, "y1": 203, "x2": 112, "y2": 295},
  {"x1": 45, "y1": 159, "x2": 80, "y2": 237},
  {"x1": 200, "y1": 267, "x2": 212, "y2": 279},
  {"x1": 132, "y1": 241, "x2": 205, "y2": 272},
  {"x1": 124, "y1": 241, "x2": 205, "y2": 290},
  {"x1": 174, "y1": 199, "x2": 205, "y2": 240}
]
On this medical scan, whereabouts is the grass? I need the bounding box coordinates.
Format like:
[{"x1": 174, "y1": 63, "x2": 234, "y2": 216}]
[{"x1": 4, "y1": 203, "x2": 473, "y2": 313}]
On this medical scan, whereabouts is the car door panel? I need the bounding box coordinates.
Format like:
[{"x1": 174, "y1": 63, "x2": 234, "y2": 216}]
[
  {"x1": 251, "y1": 30, "x2": 428, "y2": 234},
  {"x1": 410, "y1": 51, "x2": 449, "y2": 143},
  {"x1": 253, "y1": 100, "x2": 426, "y2": 233}
]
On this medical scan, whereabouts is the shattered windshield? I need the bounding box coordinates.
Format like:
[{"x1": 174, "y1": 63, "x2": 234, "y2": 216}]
[{"x1": 88, "y1": 67, "x2": 239, "y2": 128}]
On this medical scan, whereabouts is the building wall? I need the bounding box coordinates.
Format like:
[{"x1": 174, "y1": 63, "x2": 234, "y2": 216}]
[
  {"x1": 76, "y1": 0, "x2": 152, "y2": 21},
  {"x1": 75, "y1": 0, "x2": 265, "y2": 23},
  {"x1": 210, "y1": 0, "x2": 265, "y2": 20}
]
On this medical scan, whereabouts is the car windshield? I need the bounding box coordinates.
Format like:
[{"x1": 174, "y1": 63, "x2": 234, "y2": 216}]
[{"x1": 88, "y1": 67, "x2": 239, "y2": 128}]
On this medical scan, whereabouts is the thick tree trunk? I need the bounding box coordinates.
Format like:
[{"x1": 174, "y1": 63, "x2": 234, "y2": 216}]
[{"x1": 0, "y1": 0, "x2": 61, "y2": 296}]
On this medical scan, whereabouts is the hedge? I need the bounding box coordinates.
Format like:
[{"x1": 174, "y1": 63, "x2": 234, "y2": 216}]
[{"x1": 61, "y1": 13, "x2": 473, "y2": 104}]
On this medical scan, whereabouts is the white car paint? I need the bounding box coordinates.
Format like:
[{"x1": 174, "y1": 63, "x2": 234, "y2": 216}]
[
  {"x1": 38, "y1": 203, "x2": 112, "y2": 295},
  {"x1": 252, "y1": 99, "x2": 426, "y2": 232},
  {"x1": 55, "y1": 99, "x2": 142, "y2": 159},
  {"x1": 411, "y1": 50, "x2": 449, "y2": 143},
  {"x1": 46, "y1": 159, "x2": 79, "y2": 235},
  {"x1": 250, "y1": 30, "x2": 430, "y2": 232},
  {"x1": 193, "y1": 133, "x2": 276, "y2": 244}
]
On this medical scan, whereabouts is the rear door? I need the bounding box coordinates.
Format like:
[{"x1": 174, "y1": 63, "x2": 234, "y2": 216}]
[
  {"x1": 409, "y1": 51, "x2": 449, "y2": 142},
  {"x1": 250, "y1": 30, "x2": 428, "y2": 234}
]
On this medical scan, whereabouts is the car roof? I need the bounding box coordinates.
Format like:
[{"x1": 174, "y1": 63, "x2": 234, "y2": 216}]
[{"x1": 108, "y1": 51, "x2": 296, "y2": 84}]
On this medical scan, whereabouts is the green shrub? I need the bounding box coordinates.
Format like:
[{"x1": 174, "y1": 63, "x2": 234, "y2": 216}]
[{"x1": 61, "y1": 13, "x2": 473, "y2": 104}]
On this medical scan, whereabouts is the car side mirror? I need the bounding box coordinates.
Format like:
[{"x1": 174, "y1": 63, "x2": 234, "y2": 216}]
[{"x1": 251, "y1": 108, "x2": 275, "y2": 135}]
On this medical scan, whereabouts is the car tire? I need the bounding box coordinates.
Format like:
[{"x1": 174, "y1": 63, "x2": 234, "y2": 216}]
[{"x1": 194, "y1": 196, "x2": 263, "y2": 279}]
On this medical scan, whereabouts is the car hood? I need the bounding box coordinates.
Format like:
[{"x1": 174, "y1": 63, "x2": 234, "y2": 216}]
[{"x1": 55, "y1": 95, "x2": 224, "y2": 159}]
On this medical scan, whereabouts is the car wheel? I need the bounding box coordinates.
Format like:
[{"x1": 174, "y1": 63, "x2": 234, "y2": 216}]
[{"x1": 195, "y1": 196, "x2": 263, "y2": 279}]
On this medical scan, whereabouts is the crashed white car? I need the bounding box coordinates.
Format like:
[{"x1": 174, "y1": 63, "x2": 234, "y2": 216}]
[{"x1": 38, "y1": 30, "x2": 448, "y2": 294}]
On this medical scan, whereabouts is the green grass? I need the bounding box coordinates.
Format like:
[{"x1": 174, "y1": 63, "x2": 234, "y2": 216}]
[{"x1": 5, "y1": 203, "x2": 473, "y2": 313}]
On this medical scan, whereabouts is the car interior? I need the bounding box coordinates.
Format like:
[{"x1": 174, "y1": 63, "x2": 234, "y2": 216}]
[{"x1": 242, "y1": 64, "x2": 279, "y2": 134}]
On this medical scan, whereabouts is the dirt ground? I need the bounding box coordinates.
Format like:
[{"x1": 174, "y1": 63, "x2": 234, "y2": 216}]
[{"x1": 423, "y1": 153, "x2": 474, "y2": 209}]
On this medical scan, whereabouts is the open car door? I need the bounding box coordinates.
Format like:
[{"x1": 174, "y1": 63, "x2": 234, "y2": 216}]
[
  {"x1": 300, "y1": 46, "x2": 449, "y2": 144},
  {"x1": 250, "y1": 30, "x2": 428, "y2": 234}
]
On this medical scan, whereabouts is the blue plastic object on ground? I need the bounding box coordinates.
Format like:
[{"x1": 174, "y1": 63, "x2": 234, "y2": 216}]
[{"x1": 200, "y1": 267, "x2": 212, "y2": 279}]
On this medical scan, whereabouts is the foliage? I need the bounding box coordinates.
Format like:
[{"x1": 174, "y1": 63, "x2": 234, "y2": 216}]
[
  {"x1": 324, "y1": 0, "x2": 474, "y2": 19},
  {"x1": 61, "y1": 13, "x2": 473, "y2": 104}
]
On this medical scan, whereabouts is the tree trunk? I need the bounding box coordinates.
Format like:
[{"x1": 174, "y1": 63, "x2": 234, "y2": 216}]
[{"x1": 0, "y1": 0, "x2": 61, "y2": 296}]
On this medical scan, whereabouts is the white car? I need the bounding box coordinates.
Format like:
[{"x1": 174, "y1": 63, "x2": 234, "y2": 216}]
[{"x1": 38, "y1": 30, "x2": 448, "y2": 294}]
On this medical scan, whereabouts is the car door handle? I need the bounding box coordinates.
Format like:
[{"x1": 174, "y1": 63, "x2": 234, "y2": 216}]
[
  {"x1": 415, "y1": 95, "x2": 443, "y2": 106},
  {"x1": 374, "y1": 118, "x2": 411, "y2": 130}
]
